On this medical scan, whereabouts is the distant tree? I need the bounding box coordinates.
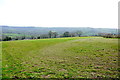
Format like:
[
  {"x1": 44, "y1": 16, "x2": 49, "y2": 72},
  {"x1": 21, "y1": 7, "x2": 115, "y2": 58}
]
[
  {"x1": 98, "y1": 33, "x2": 106, "y2": 36},
  {"x1": 59, "y1": 35, "x2": 64, "y2": 38},
  {"x1": 21, "y1": 36, "x2": 25, "y2": 40},
  {"x1": 76, "y1": 31, "x2": 82, "y2": 37},
  {"x1": 37, "y1": 36, "x2": 41, "y2": 39},
  {"x1": 53, "y1": 32, "x2": 58, "y2": 38},
  {"x1": 117, "y1": 35, "x2": 120, "y2": 38},
  {"x1": 48, "y1": 31, "x2": 53, "y2": 38},
  {"x1": 15, "y1": 38, "x2": 18, "y2": 40},
  {"x1": 70, "y1": 33, "x2": 75, "y2": 37},
  {"x1": 48, "y1": 31, "x2": 58, "y2": 38},
  {"x1": 3, "y1": 36, "x2": 12, "y2": 41},
  {"x1": 31, "y1": 36, "x2": 34, "y2": 39},
  {"x1": 63, "y1": 31, "x2": 71, "y2": 37},
  {"x1": 0, "y1": 38, "x2": 2, "y2": 41},
  {"x1": 41, "y1": 34, "x2": 49, "y2": 39},
  {"x1": 98, "y1": 33, "x2": 118, "y2": 38},
  {"x1": 104, "y1": 33, "x2": 114, "y2": 38},
  {"x1": 14, "y1": 37, "x2": 19, "y2": 40}
]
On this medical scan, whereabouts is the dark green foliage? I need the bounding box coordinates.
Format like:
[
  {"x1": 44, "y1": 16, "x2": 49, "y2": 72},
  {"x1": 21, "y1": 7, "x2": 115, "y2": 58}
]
[
  {"x1": 63, "y1": 31, "x2": 71, "y2": 37},
  {"x1": 37, "y1": 36, "x2": 41, "y2": 39},
  {"x1": 2, "y1": 36, "x2": 12, "y2": 41},
  {"x1": 98, "y1": 33, "x2": 120, "y2": 38},
  {"x1": 15, "y1": 37, "x2": 18, "y2": 40}
]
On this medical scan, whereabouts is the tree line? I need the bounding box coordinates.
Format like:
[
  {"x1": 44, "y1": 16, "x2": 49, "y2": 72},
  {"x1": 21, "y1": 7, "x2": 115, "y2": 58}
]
[
  {"x1": 1, "y1": 31, "x2": 83, "y2": 41},
  {"x1": 98, "y1": 33, "x2": 120, "y2": 38},
  {"x1": 1, "y1": 31, "x2": 119, "y2": 41}
]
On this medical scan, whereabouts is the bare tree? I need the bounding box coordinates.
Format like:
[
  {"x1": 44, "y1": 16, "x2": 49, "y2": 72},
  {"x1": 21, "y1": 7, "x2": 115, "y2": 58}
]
[
  {"x1": 53, "y1": 32, "x2": 58, "y2": 38},
  {"x1": 76, "y1": 31, "x2": 82, "y2": 37},
  {"x1": 48, "y1": 31, "x2": 53, "y2": 38}
]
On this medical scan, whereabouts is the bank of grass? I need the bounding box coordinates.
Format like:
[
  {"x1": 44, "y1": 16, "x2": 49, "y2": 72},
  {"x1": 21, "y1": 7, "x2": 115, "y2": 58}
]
[
  {"x1": 2, "y1": 37, "x2": 119, "y2": 78},
  {"x1": 0, "y1": 42, "x2": 2, "y2": 79}
]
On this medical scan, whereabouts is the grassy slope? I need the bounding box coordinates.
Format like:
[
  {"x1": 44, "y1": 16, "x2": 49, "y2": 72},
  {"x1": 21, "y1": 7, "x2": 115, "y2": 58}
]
[
  {"x1": 2, "y1": 37, "x2": 119, "y2": 78},
  {"x1": 0, "y1": 42, "x2": 2, "y2": 79}
]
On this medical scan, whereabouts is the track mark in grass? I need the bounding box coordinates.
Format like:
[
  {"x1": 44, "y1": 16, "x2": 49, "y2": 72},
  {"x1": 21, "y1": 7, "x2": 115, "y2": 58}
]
[{"x1": 2, "y1": 37, "x2": 119, "y2": 78}]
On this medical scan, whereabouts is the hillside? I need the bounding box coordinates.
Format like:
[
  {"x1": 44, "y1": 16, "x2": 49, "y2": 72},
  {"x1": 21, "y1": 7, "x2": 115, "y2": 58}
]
[
  {"x1": 2, "y1": 37, "x2": 119, "y2": 78},
  {"x1": 1, "y1": 26, "x2": 118, "y2": 37}
]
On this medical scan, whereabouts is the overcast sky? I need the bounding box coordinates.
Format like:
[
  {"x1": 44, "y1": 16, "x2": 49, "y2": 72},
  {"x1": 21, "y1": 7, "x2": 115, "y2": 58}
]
[{"x1": 0, "y1": 0, "x2": 119, "y2": 28}]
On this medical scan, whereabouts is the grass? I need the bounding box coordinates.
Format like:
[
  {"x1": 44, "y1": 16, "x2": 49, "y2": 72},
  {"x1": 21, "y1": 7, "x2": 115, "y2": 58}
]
[
  {"x1": 2, "y1": 37, "x2": 119, "y2": 78},
  {"x1": 0, "y1": 42, "x2": 2, "y2": 79}
]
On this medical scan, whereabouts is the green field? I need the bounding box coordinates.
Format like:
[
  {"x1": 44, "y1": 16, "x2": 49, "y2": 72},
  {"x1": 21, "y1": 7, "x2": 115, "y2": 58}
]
[{"x1": 2, "y1": 37, "x2": 119, "y2": 78}]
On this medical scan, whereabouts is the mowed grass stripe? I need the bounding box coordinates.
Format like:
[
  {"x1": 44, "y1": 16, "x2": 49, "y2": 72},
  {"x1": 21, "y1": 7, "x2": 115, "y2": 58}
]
[
  {"x1": 2, "y1": 37, "x2": 119, "y2": 78},
  {"x1": 2, "y1": 37, "x2": 81, "y2": 78}
]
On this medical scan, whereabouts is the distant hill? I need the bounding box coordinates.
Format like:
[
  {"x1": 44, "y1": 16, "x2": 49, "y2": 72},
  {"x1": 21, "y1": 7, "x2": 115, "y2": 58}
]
[{"x1": 1, "y1": 26, "x2": 118, "y2": 37}]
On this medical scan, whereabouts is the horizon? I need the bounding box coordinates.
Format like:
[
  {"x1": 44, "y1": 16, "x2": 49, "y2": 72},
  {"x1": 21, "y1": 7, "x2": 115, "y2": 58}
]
[
  {"x1": 0, "y1": 0, "x2": 119, "y2": 29},
  {"x1": 0, "y1": 25, "x2": 118, "y2": 29}
]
